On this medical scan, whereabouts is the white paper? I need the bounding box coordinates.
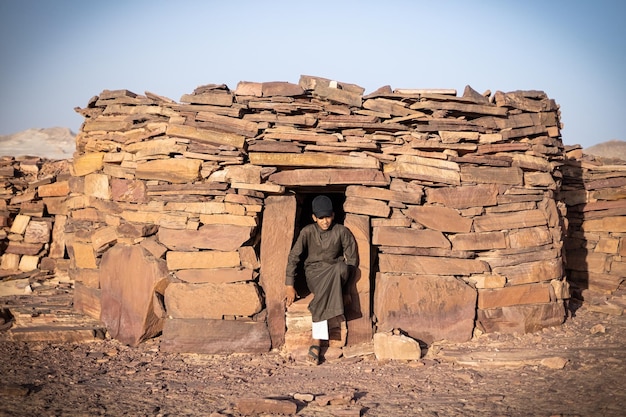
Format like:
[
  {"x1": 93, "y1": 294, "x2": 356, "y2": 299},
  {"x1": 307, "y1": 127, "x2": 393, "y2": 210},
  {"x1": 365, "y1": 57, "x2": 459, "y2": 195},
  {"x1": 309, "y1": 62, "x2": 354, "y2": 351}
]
[{"x1": 311, "y1": 320, "x2": 329, "y2": 340}]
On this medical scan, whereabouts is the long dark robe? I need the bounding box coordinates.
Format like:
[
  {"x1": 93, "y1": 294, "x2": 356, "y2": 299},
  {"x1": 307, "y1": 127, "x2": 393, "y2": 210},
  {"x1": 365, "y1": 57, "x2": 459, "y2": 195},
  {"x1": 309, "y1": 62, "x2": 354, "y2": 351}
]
[{"x1": 285, "y1": 222, "x2": 358, "y2": 322}]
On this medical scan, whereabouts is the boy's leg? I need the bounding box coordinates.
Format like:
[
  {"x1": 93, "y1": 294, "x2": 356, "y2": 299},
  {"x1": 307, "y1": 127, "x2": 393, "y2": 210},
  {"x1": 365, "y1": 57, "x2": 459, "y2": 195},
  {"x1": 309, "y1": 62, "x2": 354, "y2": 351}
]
[
  {"x1": 307, "y1": 339, "x2": 321, "y2": 365},
  {"x1": 306, "y1": 262, "x2": 347, "y2": 323}
]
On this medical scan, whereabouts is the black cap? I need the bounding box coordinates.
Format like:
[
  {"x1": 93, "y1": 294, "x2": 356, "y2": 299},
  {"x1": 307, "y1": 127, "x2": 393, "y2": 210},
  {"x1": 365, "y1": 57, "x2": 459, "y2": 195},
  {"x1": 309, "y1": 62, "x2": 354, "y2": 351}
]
[{"x1": 312, "y1": 195, "x2": 333, "y2": 218}]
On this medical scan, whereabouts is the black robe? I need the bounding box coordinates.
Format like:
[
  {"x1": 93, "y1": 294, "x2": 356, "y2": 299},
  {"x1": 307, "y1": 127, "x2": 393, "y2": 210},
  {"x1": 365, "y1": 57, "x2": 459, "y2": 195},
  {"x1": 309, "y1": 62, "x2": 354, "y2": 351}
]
[{"x1": 285, "y1": 222, "x2": 358, "y2": 322}]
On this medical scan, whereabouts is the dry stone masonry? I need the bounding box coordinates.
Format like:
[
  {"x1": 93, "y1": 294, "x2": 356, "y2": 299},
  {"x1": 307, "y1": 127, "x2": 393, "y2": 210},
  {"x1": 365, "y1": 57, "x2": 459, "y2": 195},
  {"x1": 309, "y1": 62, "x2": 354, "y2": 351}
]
[
  {"x1": 0, "y1": 157, "x2": 70, "y2": 280},
  {"x1": 0, "y1": 157, "x2": 107, "y2": 342},
  {"x1": 1, "y1": 75, "x2": 623, "y2": 356},
  {"x1": 64, "y1": 75, "x2": 568, "y2": 353},
  {"x1": 561, "y1": 148, "x2": 626, "y2": 315}
]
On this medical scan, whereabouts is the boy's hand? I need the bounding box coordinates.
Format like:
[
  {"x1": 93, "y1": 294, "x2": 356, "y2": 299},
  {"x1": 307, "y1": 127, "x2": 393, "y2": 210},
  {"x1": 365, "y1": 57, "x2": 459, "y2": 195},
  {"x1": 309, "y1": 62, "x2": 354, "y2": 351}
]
[{"x1": 285, "y1": 285, "x2": 297, "y2": 306}]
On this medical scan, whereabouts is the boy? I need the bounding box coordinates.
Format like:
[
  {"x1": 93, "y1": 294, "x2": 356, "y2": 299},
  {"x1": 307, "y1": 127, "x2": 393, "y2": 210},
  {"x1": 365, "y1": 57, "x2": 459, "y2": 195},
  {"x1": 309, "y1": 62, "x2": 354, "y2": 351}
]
[{"x1": 285, "y1": 195, "x2": 358, "y2": 365}]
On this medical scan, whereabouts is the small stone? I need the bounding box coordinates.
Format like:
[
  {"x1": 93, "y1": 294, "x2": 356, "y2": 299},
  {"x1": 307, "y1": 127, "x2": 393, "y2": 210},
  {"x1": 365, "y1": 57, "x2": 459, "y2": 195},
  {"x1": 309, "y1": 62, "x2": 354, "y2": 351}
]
[
  {"x1": 456, "y1": 372, "x2": 474, "y2": 383},
  {"x1": 236, "y1": 397, "x2": 297, "y2": 415},
  {"x1": 540, "y1": 357, "x2": 568, "y2": 369},
  {"x1": 314, "y1": 393, "x2": 353, "y2": 406},
  {"x1": 408, "y1": 361, "x2": 425, "y2": 368},
  {"x1": 293, "y1": 392, "x2": 315, "y2": 402},
  {"x1": 329, "y1": 408, "x2": 363, "y2": 416},
  {"x1": 0, "y1": 384, "x2": 30, "y2": 396},
  {"x1": 590, "y1": 324, "x2": 606, "y2": 334},
  {"x1": 586, "y1": 303, "x2": 623, "y2": 316},
  {"x1": 342, "y1": 342, "x2": 374, "y2": 359}
]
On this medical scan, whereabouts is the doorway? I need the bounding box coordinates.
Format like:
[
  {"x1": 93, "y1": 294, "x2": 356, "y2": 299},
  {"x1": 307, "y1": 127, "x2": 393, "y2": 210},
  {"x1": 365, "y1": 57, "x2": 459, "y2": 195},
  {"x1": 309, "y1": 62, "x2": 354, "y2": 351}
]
[
  {"x1": 290, "y1": 191, "x2": 348, "y2": 300},
  {"x1": 289, "y1": 188, "x2": 373, "y2": 345},
  {"x1": 259, "y1": 188, "x2": 373, "y2": 348}
]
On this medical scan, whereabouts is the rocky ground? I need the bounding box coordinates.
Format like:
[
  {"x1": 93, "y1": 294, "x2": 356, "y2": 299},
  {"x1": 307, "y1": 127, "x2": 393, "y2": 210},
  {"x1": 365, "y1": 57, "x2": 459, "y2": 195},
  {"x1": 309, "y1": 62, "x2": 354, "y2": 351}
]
[{"x1": 1, "y1": 286, "x2": 625, "y2": 417}]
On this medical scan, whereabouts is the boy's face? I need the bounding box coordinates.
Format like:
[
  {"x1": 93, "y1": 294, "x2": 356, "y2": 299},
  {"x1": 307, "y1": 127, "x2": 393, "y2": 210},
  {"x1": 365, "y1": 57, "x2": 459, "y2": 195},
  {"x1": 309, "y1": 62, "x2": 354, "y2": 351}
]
[{"x1": 312, "y1": 213, "x2": 334, "y2": 231}]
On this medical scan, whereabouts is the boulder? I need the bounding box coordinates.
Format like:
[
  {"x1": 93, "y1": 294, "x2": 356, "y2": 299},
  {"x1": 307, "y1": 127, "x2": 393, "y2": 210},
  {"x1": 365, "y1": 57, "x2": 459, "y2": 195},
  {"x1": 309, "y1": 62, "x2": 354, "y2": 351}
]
[
  {"x1": 374, "y1": 273, "x2": 476, "y2": 343},
  {"x1": 99, "y1": 244, "x2": 170, "y2": 346},
  {"x1": 373, "y1": 330, "x2": 422, "y2": 361}
]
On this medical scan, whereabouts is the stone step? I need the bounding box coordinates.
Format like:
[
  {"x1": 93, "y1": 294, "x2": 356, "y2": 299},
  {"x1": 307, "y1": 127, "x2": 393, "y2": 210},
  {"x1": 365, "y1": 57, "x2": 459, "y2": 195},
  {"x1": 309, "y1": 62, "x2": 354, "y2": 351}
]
[
  {"x1": 0, "y1": 279, "x2": 106, "y2": 344},
  {"x1": 284, "y1": 294, "x2": 348, "y2": 361},
  {"x1": 3, "y1": 324, "x2": 106, "y2": 343}
]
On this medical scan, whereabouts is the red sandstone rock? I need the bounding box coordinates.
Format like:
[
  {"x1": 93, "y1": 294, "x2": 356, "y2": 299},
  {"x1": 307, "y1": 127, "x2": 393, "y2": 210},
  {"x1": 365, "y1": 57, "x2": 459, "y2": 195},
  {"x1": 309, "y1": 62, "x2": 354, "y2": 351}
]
[
  {"x1": 99, "y1": 244, "x2": 170, "y2": 346},
  {"x1": 157, "y1": 224, "x2": 253, "y2": 252},
  {"x1": 164, "y1": 282, "x2": 263, "y2": 319},
  {"x1": 374, "y1": 273, "x2": 476, "y2": 343}
]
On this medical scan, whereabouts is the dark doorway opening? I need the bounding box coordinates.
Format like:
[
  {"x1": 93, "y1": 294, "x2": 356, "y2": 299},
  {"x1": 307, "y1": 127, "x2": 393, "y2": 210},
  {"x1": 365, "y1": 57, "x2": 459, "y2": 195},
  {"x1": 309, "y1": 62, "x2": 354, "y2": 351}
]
[
  {"x1": 296, "y1": 192, "x2": 347, "y2": 229},
  {"x1": 289, "y1": 189, "x2": 348, "y2": 300},
  {"x1": 277, "y1": 186, "x2": 373, "y2": 345}
]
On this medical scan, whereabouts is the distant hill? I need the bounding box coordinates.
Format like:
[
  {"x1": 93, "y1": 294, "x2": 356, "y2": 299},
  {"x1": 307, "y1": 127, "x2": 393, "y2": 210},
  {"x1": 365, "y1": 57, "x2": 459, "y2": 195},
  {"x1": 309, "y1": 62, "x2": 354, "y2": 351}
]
[
  {"x1": 0, "y1": 127, "x2": 76, "y2": 160},
  {"x1": 584, "y1": 140, "x2": 626, "y2": 162}
]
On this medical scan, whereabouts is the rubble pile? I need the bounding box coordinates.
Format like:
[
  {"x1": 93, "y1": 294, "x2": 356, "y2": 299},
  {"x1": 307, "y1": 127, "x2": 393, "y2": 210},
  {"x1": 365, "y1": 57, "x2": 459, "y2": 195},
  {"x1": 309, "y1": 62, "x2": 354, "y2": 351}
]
[
  {"x1": 0, "y1": 156, "x2": 106, "y2": 342},
  {"x1": 0, "y1": 156, "x2": 71, "y2": 282}
]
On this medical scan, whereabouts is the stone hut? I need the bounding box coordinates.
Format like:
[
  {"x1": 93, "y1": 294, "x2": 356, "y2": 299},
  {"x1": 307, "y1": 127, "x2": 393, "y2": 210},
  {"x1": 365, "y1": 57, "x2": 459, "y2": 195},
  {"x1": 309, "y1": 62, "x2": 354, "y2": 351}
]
[
  {"x1": 561, "y1": 149, "x2": 626, "y2": 314},
  {"x1": 63, "y1": 75, "x2": 569, "y2": 354}
]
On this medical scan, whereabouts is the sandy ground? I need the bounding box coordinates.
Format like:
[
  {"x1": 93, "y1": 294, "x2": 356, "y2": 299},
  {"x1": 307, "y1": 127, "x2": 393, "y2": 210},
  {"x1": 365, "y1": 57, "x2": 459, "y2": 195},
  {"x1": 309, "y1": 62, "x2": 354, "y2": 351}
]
[{"x1": 1, "y1": 292, "x2": 625, "y2": 417}]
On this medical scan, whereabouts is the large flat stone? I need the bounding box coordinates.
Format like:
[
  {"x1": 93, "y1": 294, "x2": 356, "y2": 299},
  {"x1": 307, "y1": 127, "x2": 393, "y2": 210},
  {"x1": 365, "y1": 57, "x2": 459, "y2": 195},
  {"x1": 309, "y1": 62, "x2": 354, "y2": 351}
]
[
  {"x1": 135, "y1": 158, "x2": 201, "y2": 183},
  {"x1": 157, "y1": 224, "x2": 254, "y2": 252},
  {"x1": 258, "y1": 195, "x2": 296, "y2": 348},
  {"x1": 164, "y1": 282, "x2": 263, "y2": 319},
  {"x1": 175, "y1": 267, "x2": 254, "y2": 284},
  {"x1": 373, "y1": 226, "x2": 450, "y2": 248},
  {"x1": 345, "y1": 213, "x2": 373, "y2": 344},
  {"x1": 477, "y1": 302, "x2": 565, "y2": 334},
  {"x1": 493, "y1": 258, "x2": 563, "y2": 286},
  {"x1": 344, "y1": 196, "x2": 391, "y2": 218},
  {"x1": 508, "y1": 226, "x2": 552, "y2": 248},
  {"x1": 474, "y1": 209, "x2": 547, "y2": 232},
  {"x1": 581, "y1": 216, "x2": 626, "y2": 233},
  {"x1": 374, "y1": 273, "x2": 477, "y2": 344},
  {"x1": 379, "y1": 254, "x2": 488, "y2": 275},
  {"x1": 405, "y1": 205, "x2": 472, "y2": 232},
  {"x1": 385, "y1": 155, "x2": 461, "y2": 185},
  {"x1": 160, "y1": 318, "x2": 271, "y2": 354},
  {"x1": 450, "y1": 231, "x2": 507, "y2": 251},
  {"x1": 166, "y1": 250, "x2": 241, "y2": 270},
  {"x1": 99, "y1": 244, "x2": 170, "y2": 346},
  {"x1": 478, "y1": 283, "x2": 552, "y2": 309},
  {"x1": 426, "y1": 184, "x2": 499, "y2": 209},
  {"x1": 460, "y1": 166, "x2": 523, "y2": 185},
  {"x1": 269, "y1": 168, "x2": 389, "y2": 186},
  {"x1": 346, "y1": 184, "x2": 423, "y2": 204}
]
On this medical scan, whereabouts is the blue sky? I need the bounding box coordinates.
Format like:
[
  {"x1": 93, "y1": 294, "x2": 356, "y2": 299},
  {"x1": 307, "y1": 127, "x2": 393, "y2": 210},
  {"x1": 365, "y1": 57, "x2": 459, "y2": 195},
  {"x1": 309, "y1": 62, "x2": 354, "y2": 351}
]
[{"x1": 0, "y1": 0, "x2": 623, "y2": 149}]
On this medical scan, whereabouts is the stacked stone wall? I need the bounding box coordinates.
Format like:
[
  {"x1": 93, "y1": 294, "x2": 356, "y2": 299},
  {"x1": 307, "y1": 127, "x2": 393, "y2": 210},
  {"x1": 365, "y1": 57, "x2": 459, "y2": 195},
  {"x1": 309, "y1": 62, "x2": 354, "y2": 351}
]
[
  {"x1": 61, "y1": 75, "x2": 570, "y2": 352},
  {"x1": 7, "y1": 75, "x2": 608, "y2": 354},
  {"x1": 0, "y1": 157, "x2": 70, "y2": 281},
  {"x1": 561, "y1": 149, "x2": 626, "y2": 315}
]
